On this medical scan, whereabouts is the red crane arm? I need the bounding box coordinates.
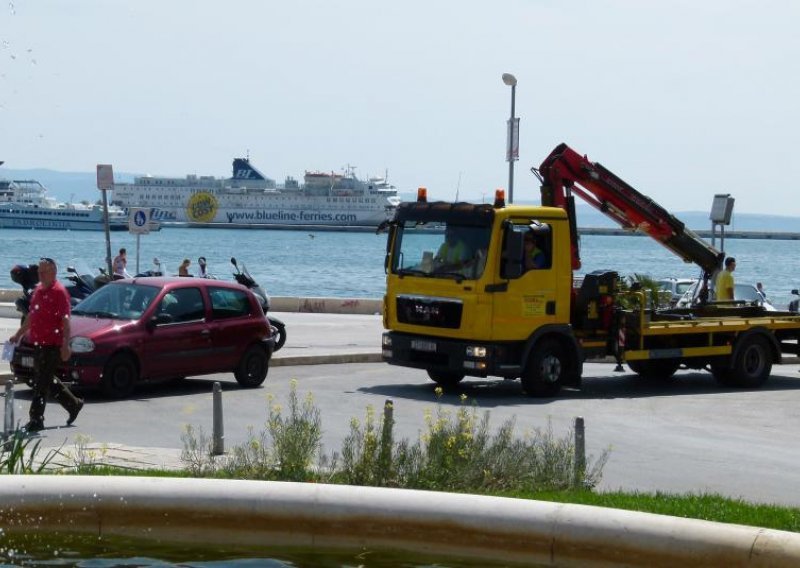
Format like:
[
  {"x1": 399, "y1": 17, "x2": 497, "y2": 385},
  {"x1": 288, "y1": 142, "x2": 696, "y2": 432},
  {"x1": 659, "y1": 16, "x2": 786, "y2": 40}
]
[{"x1": 538, "y1": 143, "x2": 723, "y2": 277}]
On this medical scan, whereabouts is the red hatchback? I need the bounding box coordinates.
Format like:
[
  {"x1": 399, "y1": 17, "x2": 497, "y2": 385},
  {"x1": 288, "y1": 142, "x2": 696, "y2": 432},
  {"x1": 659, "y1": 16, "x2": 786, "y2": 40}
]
[{"x1": 11, "y1": 277, "x2": 274, "y2": 398}]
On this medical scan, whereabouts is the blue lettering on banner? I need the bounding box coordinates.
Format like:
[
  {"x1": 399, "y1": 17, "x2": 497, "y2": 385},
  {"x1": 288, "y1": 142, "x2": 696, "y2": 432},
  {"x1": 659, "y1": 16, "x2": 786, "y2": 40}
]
[{"x1": 225, "y1": 210, "x2": 358, "y2": 223}]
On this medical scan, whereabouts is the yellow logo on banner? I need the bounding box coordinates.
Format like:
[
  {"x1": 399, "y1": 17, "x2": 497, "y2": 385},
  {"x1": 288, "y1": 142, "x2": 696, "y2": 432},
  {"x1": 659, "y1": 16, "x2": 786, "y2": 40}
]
[{"x1": 186, "y1": 192, "x2": 218, "y2": 223}]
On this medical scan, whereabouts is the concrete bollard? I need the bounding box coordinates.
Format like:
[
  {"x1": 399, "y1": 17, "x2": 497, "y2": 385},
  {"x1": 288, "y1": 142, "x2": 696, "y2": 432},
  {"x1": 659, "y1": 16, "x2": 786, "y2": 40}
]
[
  {"x1": 573, "y1": 416, "x2": 585, "y2": 488},
  {"x1": 212, "y1": 382, "x2": 224, "y2": 456},
  {"x1": 4, "y1": 380, "x2": 14, "y2": 438}
]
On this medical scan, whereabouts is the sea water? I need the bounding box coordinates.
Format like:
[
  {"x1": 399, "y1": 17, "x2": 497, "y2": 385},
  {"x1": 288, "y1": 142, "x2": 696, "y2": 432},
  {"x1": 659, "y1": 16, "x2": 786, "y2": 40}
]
[{"x1": 0, "y1": 227, "x2": 796, "y2": 308}]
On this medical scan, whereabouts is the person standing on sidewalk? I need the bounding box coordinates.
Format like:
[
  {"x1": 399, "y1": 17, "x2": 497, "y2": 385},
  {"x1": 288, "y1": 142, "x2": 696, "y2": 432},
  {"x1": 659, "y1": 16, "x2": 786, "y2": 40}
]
[{"x1": 9, "y1": 257, "x2": 84, "y2": 432}]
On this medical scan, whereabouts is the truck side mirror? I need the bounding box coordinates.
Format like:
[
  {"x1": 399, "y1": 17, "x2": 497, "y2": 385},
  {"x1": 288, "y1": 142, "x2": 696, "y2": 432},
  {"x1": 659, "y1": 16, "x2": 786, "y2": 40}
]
[
  {"x1": 384, "y1": 225, "x2": 396, "y2": 272},
  {"x1": 502, "y1": 229, "x2": 525, "y2": 279}
]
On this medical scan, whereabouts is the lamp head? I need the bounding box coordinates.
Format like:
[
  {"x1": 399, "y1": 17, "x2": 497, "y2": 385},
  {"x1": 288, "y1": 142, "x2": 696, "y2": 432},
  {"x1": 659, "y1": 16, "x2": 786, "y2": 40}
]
[{"x1": 502, "y1": 73, "x2": 517, "y2": 86}]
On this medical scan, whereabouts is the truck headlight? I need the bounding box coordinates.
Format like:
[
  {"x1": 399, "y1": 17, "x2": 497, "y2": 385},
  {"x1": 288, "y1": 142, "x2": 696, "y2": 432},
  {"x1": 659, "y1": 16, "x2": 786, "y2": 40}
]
[
  {"x1": 466, "y1": 345, "x2": 487, "y2": 358},
  {"x1": 69, "y1": 337, "x2": 95, "y2": 353},
  {"x1": 382, "y1": 334, "x2": 392, "y2": 347}
]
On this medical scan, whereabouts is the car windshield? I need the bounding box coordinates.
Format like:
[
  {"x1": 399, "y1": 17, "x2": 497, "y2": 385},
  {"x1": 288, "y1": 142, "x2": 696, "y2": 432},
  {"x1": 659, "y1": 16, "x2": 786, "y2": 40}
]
[
  {"x1": 393, "y1": 222, "x2": 491, "y2": 281},
  {"x1": 72, "y1": 283, "x2": 160, "y2": 320}
]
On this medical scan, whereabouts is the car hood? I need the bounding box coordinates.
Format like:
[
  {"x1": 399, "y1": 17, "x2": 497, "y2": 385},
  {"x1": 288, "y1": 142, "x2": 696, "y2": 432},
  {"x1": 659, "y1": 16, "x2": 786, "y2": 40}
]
[{"x1": 70, "y1": 314, "x2": 137, "y2": 338}]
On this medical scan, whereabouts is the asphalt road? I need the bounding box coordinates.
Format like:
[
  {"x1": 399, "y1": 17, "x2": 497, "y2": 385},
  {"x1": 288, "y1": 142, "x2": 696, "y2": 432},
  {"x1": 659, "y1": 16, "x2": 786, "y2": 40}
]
[{"x1": 5, "y1": 356, "x2": 800, "y2": 507}]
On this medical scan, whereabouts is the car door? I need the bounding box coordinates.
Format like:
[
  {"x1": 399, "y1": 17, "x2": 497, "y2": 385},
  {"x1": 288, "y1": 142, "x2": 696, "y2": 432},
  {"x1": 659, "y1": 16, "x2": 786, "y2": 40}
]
[
  {"x1": 205, "y1": 286, "x2": 259, "y2": 371},
  {"x1": 144, "y1": 286, "x2": 210, "y2": 378}
]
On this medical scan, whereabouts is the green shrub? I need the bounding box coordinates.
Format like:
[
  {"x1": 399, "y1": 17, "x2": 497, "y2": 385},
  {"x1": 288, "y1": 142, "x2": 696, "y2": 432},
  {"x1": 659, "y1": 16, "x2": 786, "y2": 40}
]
[{"x1": 181, "y1": 384, "x2": 609, "y2": 493}]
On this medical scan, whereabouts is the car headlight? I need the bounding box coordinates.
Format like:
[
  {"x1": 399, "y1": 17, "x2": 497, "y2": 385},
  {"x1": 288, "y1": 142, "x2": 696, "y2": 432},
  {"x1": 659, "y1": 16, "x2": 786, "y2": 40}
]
[{"x1": 69, "y1": 336, "x2": 95, "y2": 353}]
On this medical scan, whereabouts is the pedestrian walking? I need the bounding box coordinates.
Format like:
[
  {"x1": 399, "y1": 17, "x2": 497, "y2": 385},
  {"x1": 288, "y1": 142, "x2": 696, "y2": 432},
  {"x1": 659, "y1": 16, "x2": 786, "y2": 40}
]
[{"x1": 9, "y1": 257, "x2": 84, "y2": 432}]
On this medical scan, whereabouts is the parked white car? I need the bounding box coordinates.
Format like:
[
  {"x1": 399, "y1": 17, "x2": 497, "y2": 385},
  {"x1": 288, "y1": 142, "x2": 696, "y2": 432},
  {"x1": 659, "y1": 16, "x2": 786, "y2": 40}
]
[
  {"x1": 657, "y1": 278, "x2": 696, "y2": 306},
  {"x1": 675, "y1": 281, "x2": 776, "y2": 311}
]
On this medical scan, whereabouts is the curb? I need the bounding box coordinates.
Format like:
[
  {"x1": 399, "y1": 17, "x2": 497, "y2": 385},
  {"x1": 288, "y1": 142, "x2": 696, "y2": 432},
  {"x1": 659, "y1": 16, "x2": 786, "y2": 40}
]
[
  {"x1": 0, "y1": 353, "x2": 381, "y2": 383},
  {"x1": 2, "y1": 476, "x2": 799, "y2": 566},
  {"x1": 0, "y1": 294, "x2": 384, "y2": 318}
]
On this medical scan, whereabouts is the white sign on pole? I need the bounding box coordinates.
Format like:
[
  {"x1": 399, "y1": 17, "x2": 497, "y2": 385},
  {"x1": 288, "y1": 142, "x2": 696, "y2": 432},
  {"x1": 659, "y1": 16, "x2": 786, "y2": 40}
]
[
  {"x1": 129, "y1": 208, "x2": 151, "y2": 235},
  {"x1": 506, "y1": 117, "x2": 520, "y2": 162},
  {"x1": 97, "y1": 164, "x2": 114, "y2": 190}
]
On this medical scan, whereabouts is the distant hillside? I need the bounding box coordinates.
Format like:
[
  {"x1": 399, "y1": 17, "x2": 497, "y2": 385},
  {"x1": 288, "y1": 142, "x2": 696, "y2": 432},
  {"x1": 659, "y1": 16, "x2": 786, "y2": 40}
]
[{"x1": 396, "y1": 192, "x2": 799, "y2": 232}]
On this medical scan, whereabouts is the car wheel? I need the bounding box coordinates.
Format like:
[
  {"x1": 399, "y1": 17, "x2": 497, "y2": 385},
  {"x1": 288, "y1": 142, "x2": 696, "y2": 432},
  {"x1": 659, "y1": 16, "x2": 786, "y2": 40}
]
[
  {"x1": 426, "y1": 370, "x2": 465, "y2": 389},
  {"x1": 521, "y1": 339, "x2": 565, "y2": 397},
  {"x1": 235, "y1": 345, "x2": 269, "y2": 388},
  {"x1": 101, "y1": 353, "x2": 138, "y2": 399}
]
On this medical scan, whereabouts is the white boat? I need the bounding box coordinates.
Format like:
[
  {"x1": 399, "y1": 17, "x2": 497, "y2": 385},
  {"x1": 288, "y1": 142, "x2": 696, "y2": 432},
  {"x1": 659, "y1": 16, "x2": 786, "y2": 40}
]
[
  {"x1": 110, "y1": 158, "x2": 402, "y2": 228},
  {"x1": 0, "y1": 179, "x2": 129, "y2": 231}
]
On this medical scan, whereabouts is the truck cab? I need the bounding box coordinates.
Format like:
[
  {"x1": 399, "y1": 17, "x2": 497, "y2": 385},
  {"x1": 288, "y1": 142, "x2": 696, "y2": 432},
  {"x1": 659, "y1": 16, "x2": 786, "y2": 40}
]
[{"x1": 382, "y1": 191, "x2": 602, "y2": 396}]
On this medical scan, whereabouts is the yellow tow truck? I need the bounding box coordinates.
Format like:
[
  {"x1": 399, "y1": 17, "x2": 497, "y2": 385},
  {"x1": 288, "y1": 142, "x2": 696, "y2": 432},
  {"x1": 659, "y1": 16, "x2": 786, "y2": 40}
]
[{"x1": 380, "y1": 143, "x2": 800, "y2": 396}]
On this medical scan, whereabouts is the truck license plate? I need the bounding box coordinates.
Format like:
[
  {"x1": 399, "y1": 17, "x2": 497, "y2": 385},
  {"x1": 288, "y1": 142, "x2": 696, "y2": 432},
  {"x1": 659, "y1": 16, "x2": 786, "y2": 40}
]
[
  {"x1": 20, "y1": 356, "x2": 34, "y2": 368},
  {"x1": 411, "y1": 340, "x2": 437, "y2": 352}
]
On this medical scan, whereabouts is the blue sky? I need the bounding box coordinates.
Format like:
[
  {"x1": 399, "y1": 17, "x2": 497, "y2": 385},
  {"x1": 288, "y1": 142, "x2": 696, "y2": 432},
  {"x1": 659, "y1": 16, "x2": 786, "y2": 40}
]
[{"x1": 2, "y1": 1, "x2": 799, "y2": 215}]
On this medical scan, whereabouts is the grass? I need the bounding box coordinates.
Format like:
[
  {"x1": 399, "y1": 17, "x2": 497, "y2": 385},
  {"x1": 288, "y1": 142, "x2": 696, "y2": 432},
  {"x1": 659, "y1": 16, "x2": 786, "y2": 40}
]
[
  {"x1": 503, "y1": 489, "x2": 800, "y2": 533},
  {"x1": 4, "y1": 383, "x2": 800, "y2": 533}
]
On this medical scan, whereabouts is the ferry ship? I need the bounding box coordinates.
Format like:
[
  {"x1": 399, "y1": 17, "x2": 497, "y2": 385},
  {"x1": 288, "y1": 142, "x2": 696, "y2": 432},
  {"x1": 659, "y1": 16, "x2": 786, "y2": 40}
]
[
  {"x1": 0, "y1": 178, "x2": 129, "y2": 231},
  {"x1": 110, "y1": 158, "x2": 402, "y2": 228}
]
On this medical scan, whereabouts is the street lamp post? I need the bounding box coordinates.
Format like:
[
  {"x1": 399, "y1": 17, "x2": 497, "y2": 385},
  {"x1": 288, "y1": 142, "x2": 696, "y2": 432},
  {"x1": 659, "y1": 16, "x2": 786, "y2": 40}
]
[{"x1": 502, "y1": 73, "x2": 518, "y2": 204}]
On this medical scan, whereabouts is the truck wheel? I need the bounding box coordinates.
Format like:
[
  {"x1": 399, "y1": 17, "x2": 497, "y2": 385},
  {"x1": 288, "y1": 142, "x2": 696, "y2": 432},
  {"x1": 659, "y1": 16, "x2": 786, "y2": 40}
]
[
  {"x1": 627, "y1": 359, "x2": 680, "y2": 381},
  {"x1": 521, "y1": 339, "x2": 565, "y2": 397},
  {"x1": 102, "y1": 353, "x2": 138, "y2": 399},
  {"x1": 427, "y1": 370, "x2": 464, "y2": 389},
  {"x1": 729, "y1": 335, "x2": 772, "y2": 388},
  {"x1": 235, "y1": 345, "x2": 269, "y2": 388}
]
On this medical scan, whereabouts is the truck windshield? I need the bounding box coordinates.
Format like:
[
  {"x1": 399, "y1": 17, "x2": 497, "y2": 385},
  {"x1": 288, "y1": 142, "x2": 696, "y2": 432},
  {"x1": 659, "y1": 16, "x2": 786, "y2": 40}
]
[{"x1": 393, "y1": 222, "x2": 491, "y2": 281}]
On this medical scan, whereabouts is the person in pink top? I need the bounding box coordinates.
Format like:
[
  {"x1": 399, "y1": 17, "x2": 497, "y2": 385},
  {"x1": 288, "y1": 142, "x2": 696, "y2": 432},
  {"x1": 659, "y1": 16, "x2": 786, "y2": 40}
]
[{"x1": 9, "y1": 257, "x2": 84, "y2": 432}]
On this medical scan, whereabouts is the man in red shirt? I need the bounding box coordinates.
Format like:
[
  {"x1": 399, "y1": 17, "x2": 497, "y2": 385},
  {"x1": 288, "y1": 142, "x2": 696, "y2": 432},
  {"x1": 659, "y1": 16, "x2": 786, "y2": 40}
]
[{"x1": 9, "y1": 257, "x2": 84, "y2": 432}]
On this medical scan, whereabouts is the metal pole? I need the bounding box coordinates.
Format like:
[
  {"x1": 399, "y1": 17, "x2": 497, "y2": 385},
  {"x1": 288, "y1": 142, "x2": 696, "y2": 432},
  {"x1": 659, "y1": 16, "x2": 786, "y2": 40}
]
[
  {"x1": 212, "y1": 382, "x2": 224, "y2": 456},
  {"x1": 508, "y1": 82, "x2": 516, "y2": 204},
  {"x1": 4, "y1": 379, "x2": 14, "y2": 438},
  {"x1": 101, "y1": 188, "x2": 113, "y2": 277},
  {"x1": 136, "y1": 234, "x2": 141, "y2": 275},
  {"x1": 573, "y1": 416, "x2": 586, "y2": 488}
]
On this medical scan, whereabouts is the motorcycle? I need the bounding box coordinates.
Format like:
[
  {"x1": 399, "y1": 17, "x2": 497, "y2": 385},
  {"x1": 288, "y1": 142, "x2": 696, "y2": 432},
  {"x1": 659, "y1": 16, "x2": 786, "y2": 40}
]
[
  {"x1": 135, "y1": 257, "x2": 167, "y2": 277},
  {"x1": 10, "y1": 263, "x2": 39, "y2": 323},
  {"x1": 9, "y1": 259, "x2": 103, "y2": 322},
  {"x1": 65, "y1": 259, "x2": 111, "y2": 302},
  {"x1": 230, "y1": 257, "x2": 287, "y2": 351}
]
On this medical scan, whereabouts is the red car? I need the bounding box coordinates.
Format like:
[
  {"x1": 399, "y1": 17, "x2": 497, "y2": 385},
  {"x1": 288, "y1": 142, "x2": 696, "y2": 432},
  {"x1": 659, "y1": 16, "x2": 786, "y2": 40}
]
[{"x1": 11, "y1": 277, "x2": 274, "y2": 399}]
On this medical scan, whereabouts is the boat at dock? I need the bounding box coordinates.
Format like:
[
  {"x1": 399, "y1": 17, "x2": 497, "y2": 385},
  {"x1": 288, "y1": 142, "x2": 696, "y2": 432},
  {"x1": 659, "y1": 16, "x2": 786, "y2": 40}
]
[
  {"x1": 0, "y1": 179, "x2": 129, "y2": 231},
  {"x1": 110, "y1": 158, "x2": 402, "y2": 228}
]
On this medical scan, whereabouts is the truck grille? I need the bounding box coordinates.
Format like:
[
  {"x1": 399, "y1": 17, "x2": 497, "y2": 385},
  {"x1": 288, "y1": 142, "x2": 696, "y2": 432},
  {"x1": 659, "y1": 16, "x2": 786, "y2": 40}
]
[{"x1": 396, "y1": 295, "x2": 462, "y2": 329}]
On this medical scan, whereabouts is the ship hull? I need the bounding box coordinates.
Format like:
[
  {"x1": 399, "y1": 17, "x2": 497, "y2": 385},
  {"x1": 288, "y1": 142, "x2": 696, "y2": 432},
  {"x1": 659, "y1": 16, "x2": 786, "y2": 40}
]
[
  {"x1": 0, "y1": 207, "x2": 128, "y2": 231},
  {"x1": 142, "y1": 200, "x2": 393, "y2": 227}
]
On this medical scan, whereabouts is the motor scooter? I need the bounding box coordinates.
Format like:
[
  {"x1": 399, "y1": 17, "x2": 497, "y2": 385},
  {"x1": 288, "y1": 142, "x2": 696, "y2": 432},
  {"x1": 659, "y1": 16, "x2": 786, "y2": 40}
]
[
  {"x1": 135, "y1": 257, "x2": 166, "y2": 277},
  {"x1": 230, "y1": 257, "x2": 286, "y2": 351},
  {"x1": 9, "y1": 259, "x2": 101, "y2": 322},
  {"x1": 64, "y1": 259, "x2": 111, "y2": 302},
  {"x1": 9, "y1": 263, "x2": 39, "y2": 323}
]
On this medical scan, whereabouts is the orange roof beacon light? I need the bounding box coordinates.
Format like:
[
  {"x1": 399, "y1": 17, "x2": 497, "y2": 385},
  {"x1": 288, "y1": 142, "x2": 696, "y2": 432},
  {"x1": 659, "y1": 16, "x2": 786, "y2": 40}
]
[
  {"x1": 493, "y1": 188, "x2": 506, "y2": 208},
  {"x1": 417, "y1": 187, "x2": 428, "y2": 203}
]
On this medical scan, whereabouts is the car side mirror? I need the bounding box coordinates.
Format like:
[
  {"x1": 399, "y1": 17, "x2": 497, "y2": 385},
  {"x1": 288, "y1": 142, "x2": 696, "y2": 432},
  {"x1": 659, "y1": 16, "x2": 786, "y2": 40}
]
[{"x1": 148, "y1": 313, "x2": 174, "y2": 329}]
